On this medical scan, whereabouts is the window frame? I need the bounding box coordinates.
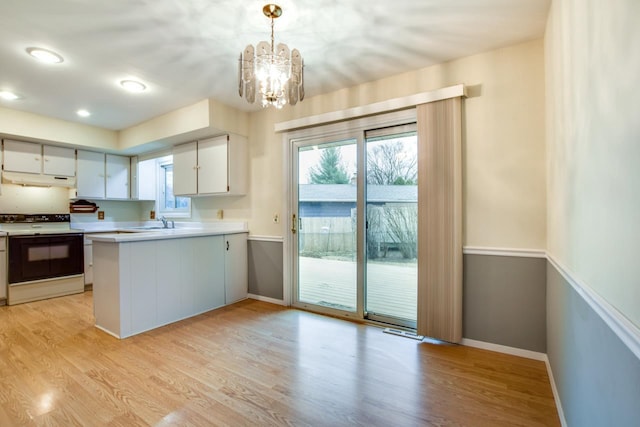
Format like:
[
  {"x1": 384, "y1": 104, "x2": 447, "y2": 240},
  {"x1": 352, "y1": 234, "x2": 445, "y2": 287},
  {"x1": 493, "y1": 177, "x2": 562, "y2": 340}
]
[{"x1": 156, "y1": 155, "x2": 191, "y2": 218}]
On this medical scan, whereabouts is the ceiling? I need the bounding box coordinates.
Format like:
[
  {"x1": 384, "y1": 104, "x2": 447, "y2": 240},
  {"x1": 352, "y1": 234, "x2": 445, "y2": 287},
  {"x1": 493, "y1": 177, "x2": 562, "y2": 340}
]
[{"x1": 0, "y1": 0, "x2": 550, "y2": 131}]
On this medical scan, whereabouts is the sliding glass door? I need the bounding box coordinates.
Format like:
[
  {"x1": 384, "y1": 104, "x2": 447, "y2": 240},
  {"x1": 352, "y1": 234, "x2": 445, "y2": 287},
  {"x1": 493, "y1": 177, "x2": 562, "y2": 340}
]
[
  {"x1": 295, "y1": 138, "x2": 359, "y2": 315},
  {"x1": 364, "y1": 126, "x2": 418, "y2": 328},
  {"x1": 291, "y1": 115, "x2": 417, "y2": 328}
]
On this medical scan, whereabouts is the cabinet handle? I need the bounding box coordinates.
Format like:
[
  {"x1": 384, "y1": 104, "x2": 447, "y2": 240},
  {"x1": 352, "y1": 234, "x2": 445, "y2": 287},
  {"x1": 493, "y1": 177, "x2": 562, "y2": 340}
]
[{"x1": 226, "y1": 241, "x2": 229, "y2": 251}]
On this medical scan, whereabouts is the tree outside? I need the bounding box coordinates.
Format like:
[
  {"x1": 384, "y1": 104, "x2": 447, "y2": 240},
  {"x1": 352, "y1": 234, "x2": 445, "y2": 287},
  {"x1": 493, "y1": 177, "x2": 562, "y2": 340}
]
[
  {"x1": 367, "y1": 140, "x2": 417, "y2": 185},
  {"x1": 365, "y1": 137, "x2": 417, "y2": 260},
  {"x1": 300, "y1": 136, "x2": 418, "y2": 260},
  {"x1": 308, "y1": 147, "x2": 350, "y2": 184}
]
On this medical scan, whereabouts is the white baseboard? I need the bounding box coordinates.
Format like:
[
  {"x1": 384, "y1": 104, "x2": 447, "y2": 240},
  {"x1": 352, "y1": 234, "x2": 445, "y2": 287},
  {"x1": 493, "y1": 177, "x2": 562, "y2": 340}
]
[
  {"x1": 461, "y1": 338, "x2": 546, "y2": 361},
  {"x1": 247, "y1": 294, "x2": 286, "y2": 306},
  {"x1": 544, "y1": 356, "x2": 568, "y2": 427}
]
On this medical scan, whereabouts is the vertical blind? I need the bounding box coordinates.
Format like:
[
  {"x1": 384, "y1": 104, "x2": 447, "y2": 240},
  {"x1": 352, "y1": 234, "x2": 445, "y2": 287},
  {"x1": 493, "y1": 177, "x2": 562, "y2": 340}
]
[{"x1": 416, "y1": 97, "x2": 463, "y2": 343}]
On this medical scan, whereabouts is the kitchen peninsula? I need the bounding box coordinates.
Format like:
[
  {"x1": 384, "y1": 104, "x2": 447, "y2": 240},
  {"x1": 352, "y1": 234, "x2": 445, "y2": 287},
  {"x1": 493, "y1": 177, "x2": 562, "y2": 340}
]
[{"x1": 88, "y1": 223, "x2": 248, "y2": 339}]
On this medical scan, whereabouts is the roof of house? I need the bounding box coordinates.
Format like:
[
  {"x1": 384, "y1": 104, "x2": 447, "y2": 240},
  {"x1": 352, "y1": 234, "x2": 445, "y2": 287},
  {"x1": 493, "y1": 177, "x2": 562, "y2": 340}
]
[{"x1": 299, "y1": 184, "x2": 417, "y2": 203}]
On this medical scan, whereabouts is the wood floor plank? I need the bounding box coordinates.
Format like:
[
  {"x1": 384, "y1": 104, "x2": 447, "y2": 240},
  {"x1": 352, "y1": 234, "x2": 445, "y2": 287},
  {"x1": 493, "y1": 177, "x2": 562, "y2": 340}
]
[{"x1": 0, "y1": 292, "x2": 560, "y2": 426}]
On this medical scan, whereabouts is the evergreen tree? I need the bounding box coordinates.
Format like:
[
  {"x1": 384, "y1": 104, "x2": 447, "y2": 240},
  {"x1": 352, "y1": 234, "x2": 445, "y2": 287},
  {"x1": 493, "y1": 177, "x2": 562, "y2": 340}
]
[{"x1": 308, "y1": 147, "x2": 350, "y2": 184}]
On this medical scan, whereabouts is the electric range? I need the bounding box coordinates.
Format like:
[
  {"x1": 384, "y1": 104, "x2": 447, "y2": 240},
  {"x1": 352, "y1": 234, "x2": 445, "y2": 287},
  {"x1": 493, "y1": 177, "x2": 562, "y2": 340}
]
[{"x1": 0, "y1": 214, "x2": 85, "y2": 305}]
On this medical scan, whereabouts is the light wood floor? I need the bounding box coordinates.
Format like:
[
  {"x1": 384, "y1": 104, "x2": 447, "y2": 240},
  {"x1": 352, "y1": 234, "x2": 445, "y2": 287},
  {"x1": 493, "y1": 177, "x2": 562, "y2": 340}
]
[{"x1": 0, "y1": 292, "x2": 560, "y2": 426}]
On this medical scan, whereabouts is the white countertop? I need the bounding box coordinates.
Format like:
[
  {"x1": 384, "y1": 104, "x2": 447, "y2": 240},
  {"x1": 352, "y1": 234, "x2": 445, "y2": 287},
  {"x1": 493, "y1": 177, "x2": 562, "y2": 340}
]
[{"x1": 83, "y1": 221, "x2": 248, "y2": 243}]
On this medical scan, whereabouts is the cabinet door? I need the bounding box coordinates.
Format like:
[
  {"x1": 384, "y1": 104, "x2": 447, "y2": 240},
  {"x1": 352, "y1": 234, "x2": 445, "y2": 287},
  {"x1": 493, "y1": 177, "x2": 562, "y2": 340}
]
[
  {"x1": 0, "y1": 238, "x2": 6, "y2": 300},
  {"x1": 173, "y1": 141, "x2": 198, "y2": 195},
  {"x1": 83, "y1": 243, "x2": 93, "y2": 285},
  {"x1": 197, "y1": 136, "x2": 228, "y2": 194},
  {"x1": 136, "y1": 158, "x2": 157, "y2": 200},
  {"x1": 76, "y1": 150, "x2": 105, "y2": 199},
  {"x1": 224, "y1": 233, "x2": 248, "y2": 304},
  {"x1": 192, "y1": 236, "x2": 225, "y2": 313},
  {"x1": 3, "y1": 140, "x2": 41, "y2": 174},
  {"x1": 106, "y1": 154, "x2": 130, "y2": 199},
  {"x1": 43, "y1": 145, "x2": 75, "y2": 176}
]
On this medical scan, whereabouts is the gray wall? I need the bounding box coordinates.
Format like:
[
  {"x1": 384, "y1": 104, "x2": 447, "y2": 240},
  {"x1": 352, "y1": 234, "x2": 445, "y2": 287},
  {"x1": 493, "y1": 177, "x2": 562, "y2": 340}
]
[
  {"x1": 248, "y1": 240, "x2": 283, "y2": 300},
  {"x1": 547, "y1": 262, "x2": 640, "y2": 426},
  {"x1": 248, "y1": 248, "x2": 549, "y2": 354},
  {"x1": 463, "y1": 254, "x2": 547, "y2": 352}
]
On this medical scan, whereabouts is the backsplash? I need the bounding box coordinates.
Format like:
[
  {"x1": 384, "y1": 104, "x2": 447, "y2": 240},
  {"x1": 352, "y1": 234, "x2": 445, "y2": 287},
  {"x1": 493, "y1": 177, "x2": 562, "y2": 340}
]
[
  {"x1": 0, "y1": 183, "x2": 153, "y2": 223},
  {"x1": 0, "y1": 183, "x2": 72, "y2": 213},
  {"x1": 70, "y1": 200, "x2": 155, "y2": 224}
]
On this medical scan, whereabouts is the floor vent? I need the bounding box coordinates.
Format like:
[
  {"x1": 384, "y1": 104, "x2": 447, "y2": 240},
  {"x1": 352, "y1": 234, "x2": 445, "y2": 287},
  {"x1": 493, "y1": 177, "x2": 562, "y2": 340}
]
[{"x1": 383, "y1": 328, "x2": 424, "y2": 341}]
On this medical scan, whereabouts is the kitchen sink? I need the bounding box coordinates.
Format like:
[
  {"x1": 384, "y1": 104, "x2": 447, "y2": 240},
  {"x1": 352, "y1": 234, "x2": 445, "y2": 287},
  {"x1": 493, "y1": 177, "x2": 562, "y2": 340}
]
[{"x1": 129, "y1": 226, "x2": 166, "y2": 230}]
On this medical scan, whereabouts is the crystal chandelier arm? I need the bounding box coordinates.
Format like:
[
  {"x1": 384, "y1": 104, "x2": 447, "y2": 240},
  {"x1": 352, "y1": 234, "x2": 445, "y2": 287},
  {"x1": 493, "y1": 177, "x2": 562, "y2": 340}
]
[
  {"x1": 238, "y1": 53, "x2": 243, "y2": 97},
  {"x1": 241, "y1": 45, "x2": 257, "y2": 104}
]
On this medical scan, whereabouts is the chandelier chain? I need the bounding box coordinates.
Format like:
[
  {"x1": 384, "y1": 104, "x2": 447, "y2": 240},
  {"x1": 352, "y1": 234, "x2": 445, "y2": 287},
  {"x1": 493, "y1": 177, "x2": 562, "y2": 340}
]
[{"x1": 270, "y1": 16, "x2": 275, "y2": 58}]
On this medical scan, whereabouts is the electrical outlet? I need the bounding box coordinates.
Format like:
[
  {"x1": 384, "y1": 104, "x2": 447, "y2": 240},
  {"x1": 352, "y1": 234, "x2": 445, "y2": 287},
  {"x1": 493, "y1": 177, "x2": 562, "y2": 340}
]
[
  {"x1": 273, "y1": 213, "x2": 279, "y2": 224},
  {"x1": 150, "y1": 210, "x2": 155, "y2": 219},
  {"x1": 216, "y1": 209, "x2": 224, "y2": 220},
  {"x1": 98, "y1": 211, "x2": 105, "y2": 220}
]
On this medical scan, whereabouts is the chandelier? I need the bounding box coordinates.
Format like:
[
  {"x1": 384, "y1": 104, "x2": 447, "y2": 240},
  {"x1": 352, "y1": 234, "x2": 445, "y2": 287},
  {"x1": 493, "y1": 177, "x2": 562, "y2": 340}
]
[{"x1": 239, "y1": 4, "x2": 304, "y2": 109}]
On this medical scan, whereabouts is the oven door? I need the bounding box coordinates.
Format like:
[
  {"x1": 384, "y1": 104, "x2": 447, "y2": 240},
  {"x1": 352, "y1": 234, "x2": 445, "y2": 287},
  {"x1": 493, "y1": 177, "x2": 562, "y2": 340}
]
[{"x1": 8, "y1": 233, "x2": 84, "y2": 284}]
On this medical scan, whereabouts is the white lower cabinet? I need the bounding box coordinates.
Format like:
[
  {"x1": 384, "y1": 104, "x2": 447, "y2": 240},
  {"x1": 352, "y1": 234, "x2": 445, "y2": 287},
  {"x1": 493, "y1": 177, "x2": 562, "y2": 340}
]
[
  {"x1": 0, "y1": 237, "x2": 6, "y2": 300},
  {"x1": 93, "y1": 232, "x2": 247, "y2": 338},
  {"x1": 225, "y1": 233, "x2": 247, "y2": 304},
  {"x1": 84, "y1": 241, "x2": 93, "y2": 285}
]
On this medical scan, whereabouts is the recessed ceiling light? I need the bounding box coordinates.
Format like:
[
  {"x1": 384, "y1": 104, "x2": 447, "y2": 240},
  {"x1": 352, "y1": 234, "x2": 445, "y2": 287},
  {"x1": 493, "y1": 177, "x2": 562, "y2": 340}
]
[
  {"x1": 120, "y1": 80, "x2": 147, "y2": 93},
  {"x1": 0, "y1": 91, "x2": 20, "y2": 100},
  {"x1": 26, "y1": 47, "x2": 64, "y2": 64},
  {"x1": 77, "y1": 109, "x2": 91, "y2": 117}
]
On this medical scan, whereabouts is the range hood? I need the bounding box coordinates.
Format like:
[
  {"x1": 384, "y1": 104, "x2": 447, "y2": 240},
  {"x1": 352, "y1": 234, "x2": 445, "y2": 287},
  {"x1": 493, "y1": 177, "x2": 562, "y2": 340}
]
[{"x1": 2, "y1": 171, "x2": 76, "y2": 188}]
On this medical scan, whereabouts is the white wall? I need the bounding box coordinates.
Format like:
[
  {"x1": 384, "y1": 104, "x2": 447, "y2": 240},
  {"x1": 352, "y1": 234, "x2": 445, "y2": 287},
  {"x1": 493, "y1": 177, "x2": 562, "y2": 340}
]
[
  {"x1": 1, "y1": 39, "x2": 547, "y2": 255},
  {"x1": 546, "y1": 0, "x2": 640, "y2": 328},
  {"x1": 245, "y1": 39, "x2": 547, "y2": 250}
]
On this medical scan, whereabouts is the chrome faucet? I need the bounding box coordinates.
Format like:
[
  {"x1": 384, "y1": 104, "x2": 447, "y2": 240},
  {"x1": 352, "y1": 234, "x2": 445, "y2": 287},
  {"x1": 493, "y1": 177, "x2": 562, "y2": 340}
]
[{"x1": 159, "y1": 216, "x2": 175, "y2": 229}]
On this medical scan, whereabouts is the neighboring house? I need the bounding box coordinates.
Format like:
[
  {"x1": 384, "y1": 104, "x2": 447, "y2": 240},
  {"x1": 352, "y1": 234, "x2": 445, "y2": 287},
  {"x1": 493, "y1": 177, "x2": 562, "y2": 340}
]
[
  {"x1": 298, "y1": 184, "x2": 417, "y2": 217},
  {"x1": 298, "y1": 184, "x2": 417, "y2": 257}
]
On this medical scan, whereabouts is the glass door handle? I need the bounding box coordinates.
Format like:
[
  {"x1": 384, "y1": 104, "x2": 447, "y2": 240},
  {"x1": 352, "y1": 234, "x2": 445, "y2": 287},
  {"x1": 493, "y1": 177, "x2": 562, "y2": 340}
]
[{"x1": 291, "y1": 214, "x2": 297, "y2": 234}]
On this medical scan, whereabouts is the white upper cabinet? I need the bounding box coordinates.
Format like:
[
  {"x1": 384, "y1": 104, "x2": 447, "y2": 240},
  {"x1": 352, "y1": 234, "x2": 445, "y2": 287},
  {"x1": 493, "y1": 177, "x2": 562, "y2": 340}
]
[
  {"x1": 3, "y1": 139, "x2": 75, "y2": 177},
  {"x1": 43, "y1": 145, "x2": 75, "y2": 177},
  {"x1": 105, "y1": 154, "x2": 130, "y2": 199},
  {"x1": 76, "y1": 151, "x2": 130, "y2": 199},
  {"x1": 3, "y1": 140, "x2": 43, "y2": 174},
  {"x1": 173, "y1": 134, "x2": 247, "y2": 197},
  {"x1": 173, "y1": 141, "x2": 198, "y2": 196},
  {"x1": 198, "y1": 136, "x2": 229, "y2": 194},
  {"x1": 130, "y1": 156, "x2": 157, "y2": 201},
  {"x1": 76, "y1": 150, "x2": 106, "y2": 199}
]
